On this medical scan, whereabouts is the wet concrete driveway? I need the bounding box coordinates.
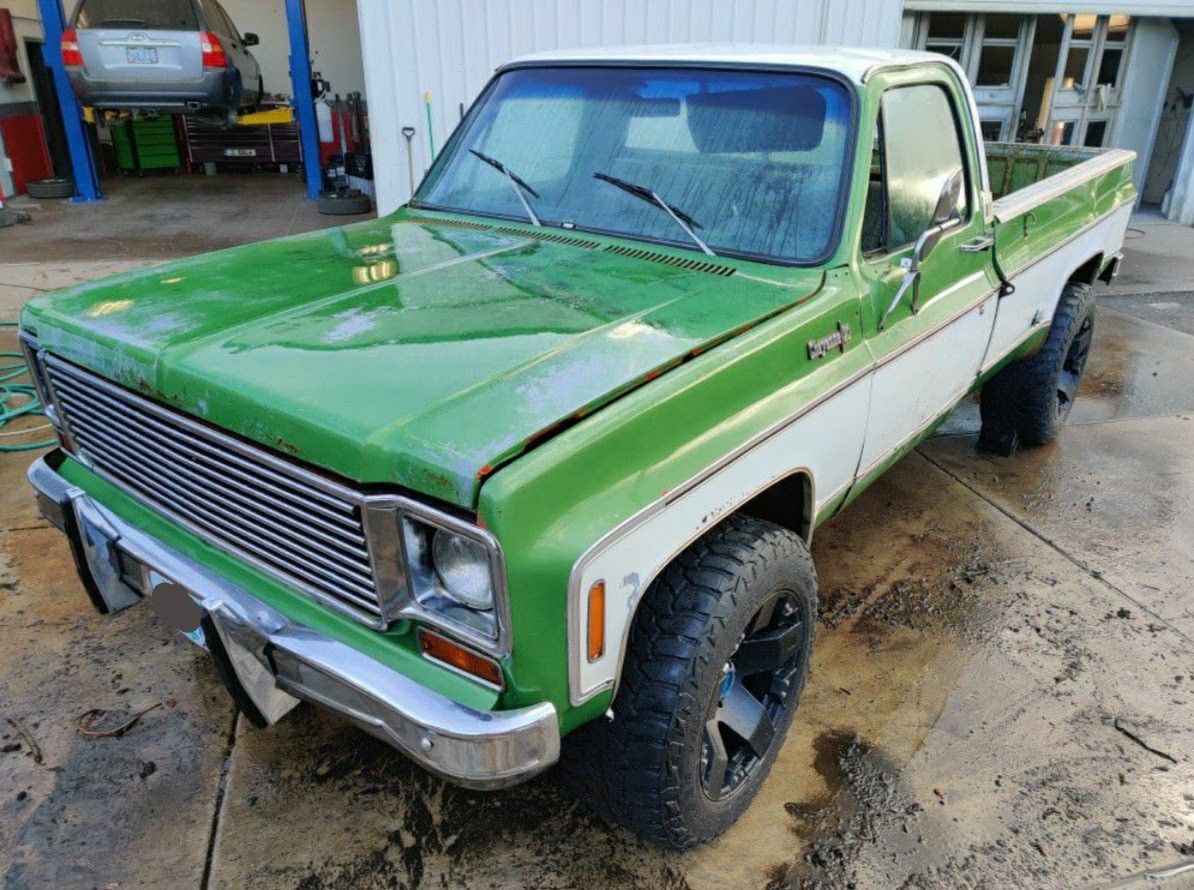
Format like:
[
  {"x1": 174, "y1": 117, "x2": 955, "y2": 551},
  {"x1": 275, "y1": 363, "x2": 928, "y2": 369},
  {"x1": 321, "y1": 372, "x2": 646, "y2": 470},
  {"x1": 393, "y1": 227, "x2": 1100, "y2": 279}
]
[{"x1": 1, "y1": 304, "x2": 1192, "y2": 888}]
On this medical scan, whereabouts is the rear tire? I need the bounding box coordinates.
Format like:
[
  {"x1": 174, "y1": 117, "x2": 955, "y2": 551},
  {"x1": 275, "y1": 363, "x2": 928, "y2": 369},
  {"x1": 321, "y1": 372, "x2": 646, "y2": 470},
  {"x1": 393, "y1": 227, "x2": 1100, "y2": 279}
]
[
  {"x1": 979, "y1": 280, "x2": 1095, "y2": 451},
  {"x1": 561, "y1": 513, "x2": 817, "y2": 849},
  {"x1": 1017, "y1": 281, "x2": 1095, "y2": 445}
]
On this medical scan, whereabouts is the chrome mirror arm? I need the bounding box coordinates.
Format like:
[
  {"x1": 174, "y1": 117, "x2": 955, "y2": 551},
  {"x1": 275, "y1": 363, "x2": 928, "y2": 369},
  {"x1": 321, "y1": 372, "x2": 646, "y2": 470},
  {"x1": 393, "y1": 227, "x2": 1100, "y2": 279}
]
[{"x1": 878, "y1": 259, "x2": 919, "y2": 331}]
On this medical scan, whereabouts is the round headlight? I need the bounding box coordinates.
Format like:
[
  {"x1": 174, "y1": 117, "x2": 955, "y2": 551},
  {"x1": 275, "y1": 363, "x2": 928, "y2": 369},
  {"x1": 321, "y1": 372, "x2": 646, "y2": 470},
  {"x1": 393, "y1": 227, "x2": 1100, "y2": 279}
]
[{"x1": 431, "y1": 529, "x2": 494, "y2": 611}]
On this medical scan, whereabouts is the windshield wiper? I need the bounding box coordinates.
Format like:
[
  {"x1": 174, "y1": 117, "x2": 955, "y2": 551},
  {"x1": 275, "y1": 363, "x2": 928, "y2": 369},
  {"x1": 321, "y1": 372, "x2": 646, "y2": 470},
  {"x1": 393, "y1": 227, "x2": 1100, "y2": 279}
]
[
  {"x1": 99, "y1": 17, "x2": 149, "y2": 26},
  {"x1": 468, "y1": 149, "x2": 542, "y2": 227},
  {"x1": 592, "y1": 172, "x2": 715, "y2": 257}
]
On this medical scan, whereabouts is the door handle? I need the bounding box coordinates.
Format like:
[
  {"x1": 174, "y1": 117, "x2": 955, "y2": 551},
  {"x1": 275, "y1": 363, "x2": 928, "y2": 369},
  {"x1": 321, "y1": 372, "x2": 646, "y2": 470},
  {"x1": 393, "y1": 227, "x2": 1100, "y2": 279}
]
[{"x1": 959, "y1": 234, "x2": 994, "y2": 253}]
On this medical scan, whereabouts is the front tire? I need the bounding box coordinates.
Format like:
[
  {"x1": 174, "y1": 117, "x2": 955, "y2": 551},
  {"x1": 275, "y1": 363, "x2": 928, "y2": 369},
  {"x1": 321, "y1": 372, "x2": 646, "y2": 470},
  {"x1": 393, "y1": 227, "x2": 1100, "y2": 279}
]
[{"x1": 561, "y1": 514, "x2": 817, "y2": 849}]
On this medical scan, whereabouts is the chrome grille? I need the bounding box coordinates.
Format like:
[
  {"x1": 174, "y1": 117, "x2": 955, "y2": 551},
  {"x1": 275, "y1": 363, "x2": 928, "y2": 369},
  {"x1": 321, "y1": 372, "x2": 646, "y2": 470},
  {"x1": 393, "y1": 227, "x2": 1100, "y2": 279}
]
[{"x1": 42, "y1": 354, "x2": 389, "y2": 627}]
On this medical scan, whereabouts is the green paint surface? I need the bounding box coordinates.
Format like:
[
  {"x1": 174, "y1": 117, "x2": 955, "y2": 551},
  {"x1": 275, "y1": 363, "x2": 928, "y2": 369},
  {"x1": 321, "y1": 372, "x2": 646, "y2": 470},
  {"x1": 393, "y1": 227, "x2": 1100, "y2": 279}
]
[{"x1": 21, "y1": 213, "x2": 820, "y2": 508}]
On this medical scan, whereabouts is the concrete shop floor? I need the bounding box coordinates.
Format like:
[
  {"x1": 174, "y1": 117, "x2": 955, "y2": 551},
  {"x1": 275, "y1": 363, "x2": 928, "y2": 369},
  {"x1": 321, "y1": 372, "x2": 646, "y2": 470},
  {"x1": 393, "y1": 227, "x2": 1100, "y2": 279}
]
[
  {"x1": 0, "y1": 193, "x2": 1192, "y2": 888},
  {"x1": 0, "y1": 174, "x2": 356, "y2": 266}
]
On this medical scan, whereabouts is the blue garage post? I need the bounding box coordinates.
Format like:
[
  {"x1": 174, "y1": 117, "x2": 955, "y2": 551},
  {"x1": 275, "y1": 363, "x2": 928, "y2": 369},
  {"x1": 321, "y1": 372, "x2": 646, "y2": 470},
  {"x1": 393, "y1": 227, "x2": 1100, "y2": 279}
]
[
  {"x1": 36, "y1": 0, "x2": 103, "y2": 202},
  {"x1": 285, "y1": 0, "x2": 323, "y2": 200}
]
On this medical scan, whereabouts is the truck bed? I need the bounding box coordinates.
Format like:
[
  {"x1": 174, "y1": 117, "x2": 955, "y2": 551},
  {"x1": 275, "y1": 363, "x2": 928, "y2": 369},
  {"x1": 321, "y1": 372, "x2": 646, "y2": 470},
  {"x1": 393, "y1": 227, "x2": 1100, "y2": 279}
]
[
  {"x1": 984, "y1": 141, "x2": 1135, "y2": 278},
  {"x1": 985, "y1": 143, "x2": 1114, "y2": 200}
]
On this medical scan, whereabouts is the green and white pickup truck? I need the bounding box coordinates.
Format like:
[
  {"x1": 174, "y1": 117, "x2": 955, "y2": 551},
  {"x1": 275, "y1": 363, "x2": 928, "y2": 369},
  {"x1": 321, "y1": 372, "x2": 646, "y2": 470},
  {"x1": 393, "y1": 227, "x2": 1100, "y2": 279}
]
[{"x1": 20, "y1": 45, "x2": 1134, "y2": 847}]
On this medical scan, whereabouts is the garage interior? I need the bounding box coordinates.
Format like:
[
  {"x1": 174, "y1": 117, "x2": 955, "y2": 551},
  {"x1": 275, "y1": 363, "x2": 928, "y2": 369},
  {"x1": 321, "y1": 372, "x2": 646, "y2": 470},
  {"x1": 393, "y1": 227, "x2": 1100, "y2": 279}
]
[{"x1": 0, "y1": 0, "x2": 376, "y2": 248}]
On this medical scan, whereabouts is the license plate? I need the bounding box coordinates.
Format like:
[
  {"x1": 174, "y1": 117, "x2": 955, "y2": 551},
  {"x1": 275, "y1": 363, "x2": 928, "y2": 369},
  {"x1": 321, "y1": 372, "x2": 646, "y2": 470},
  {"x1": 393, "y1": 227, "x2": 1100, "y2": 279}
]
[
  {"x1": 126, "y1": 46, "x2": 158, "y2": 65},
  {"x1": 224, "y1": 148, "x2": 257, "y2": 157},
  {"x1": 148, "y1": 569, "x2": 207, "y2": 650}
]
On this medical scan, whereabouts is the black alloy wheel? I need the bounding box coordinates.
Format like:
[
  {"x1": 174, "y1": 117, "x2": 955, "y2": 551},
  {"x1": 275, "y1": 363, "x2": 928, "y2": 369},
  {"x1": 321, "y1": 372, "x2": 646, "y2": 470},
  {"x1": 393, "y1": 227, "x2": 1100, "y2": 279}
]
[{"x1": 701, "y1": 590, "x2": 808, "y2": 801}]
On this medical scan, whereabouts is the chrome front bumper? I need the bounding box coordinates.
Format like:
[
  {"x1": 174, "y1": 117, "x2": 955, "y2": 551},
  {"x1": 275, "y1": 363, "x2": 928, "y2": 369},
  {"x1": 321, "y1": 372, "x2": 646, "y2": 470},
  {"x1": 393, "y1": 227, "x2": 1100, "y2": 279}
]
[{"x1": 28, "y1": 453, "x2": 559, "y2": 789}]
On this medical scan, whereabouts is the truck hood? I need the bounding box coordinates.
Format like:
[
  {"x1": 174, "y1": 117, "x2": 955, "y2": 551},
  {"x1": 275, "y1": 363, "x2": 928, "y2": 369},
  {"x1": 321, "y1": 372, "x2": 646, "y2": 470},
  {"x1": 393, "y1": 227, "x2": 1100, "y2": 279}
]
[{"x1": 22, "y1": 212, "x2": 819, "y2": 507}]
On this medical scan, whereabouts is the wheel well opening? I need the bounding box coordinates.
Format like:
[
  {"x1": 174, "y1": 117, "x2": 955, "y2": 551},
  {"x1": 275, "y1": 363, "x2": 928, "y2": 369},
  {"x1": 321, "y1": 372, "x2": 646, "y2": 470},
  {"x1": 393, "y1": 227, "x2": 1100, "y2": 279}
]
[
  {"x1": 1069, "y1": 253, "x2": 1104, "y2": 287},
  {"x1": 737, "y1": 472, "x2": 813, "y2": 543}
]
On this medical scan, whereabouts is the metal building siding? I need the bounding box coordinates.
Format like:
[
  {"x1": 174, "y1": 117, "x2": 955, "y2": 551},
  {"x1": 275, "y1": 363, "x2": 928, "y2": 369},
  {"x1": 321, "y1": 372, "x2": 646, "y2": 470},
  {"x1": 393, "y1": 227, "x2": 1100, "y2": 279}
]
[{"x1": 357, "y1": 0, "x2": 903, "y2": 212}]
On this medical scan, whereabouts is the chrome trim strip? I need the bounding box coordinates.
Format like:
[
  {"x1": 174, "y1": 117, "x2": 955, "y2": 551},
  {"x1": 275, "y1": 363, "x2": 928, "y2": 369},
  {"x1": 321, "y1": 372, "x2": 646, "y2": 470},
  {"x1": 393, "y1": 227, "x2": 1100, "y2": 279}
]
[{"x1": 28, "y1": 455, "x2": 556, "y2": 789}]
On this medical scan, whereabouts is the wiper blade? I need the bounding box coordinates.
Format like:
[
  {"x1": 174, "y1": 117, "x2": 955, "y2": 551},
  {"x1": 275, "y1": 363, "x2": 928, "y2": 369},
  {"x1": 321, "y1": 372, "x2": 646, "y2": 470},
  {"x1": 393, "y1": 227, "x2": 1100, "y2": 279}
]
[
  {"x1": 592, "y1": 172, "x2": 715, "y2": 257},
  {"x1": 468, "y1": 149, "x2": 542, "y2": 227},
  {"x1": 99, "y1": 18, "x2": 148, "y2": 26}
]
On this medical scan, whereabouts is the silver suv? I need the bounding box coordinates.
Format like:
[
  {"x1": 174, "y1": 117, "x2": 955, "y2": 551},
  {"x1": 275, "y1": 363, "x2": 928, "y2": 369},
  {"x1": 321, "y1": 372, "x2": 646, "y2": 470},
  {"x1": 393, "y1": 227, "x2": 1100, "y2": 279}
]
[{"x1": 63, "y1": 0, "x2": 263, "y2": 115}]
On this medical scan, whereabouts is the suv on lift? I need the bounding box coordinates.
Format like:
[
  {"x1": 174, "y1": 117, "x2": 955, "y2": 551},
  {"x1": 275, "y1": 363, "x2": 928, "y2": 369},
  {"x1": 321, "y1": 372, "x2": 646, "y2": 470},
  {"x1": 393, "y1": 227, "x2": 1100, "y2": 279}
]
[{"x1": 62, "y1": 0, "x2": 263, "y2": 117}]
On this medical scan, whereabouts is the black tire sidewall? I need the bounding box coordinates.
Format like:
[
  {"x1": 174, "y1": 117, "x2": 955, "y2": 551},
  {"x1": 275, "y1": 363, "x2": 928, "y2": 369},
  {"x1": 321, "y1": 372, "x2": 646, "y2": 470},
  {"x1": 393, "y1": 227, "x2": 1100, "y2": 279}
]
[
  {"x1": 1019, "y1": 282, "x2": 1094, "y2": 445},
  {"x1": 26, "y1": 178, "x2": 74, "y2": 199},
  {"x1": 669, "y1": 528, "x2": 817, "y2": 840}
]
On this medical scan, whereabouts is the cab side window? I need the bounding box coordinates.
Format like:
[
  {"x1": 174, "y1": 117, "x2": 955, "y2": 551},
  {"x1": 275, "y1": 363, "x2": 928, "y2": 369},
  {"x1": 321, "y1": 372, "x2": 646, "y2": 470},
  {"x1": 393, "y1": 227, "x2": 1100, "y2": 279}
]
[{"x1": 861, "y1": 84, "x2": 970, "y2": 255}]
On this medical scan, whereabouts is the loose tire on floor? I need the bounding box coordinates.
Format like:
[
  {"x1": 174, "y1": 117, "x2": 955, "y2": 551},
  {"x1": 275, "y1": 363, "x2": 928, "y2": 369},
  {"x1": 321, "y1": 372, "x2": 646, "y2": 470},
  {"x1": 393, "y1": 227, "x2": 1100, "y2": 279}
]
[
  {"x1": 25, "y1": 178, "x2": 74, "y2": 200},
  {"x1": 317, "y1": 189, "x2": 372, "y2": 216},
  {"x1": 561, "y1": 513, "x2": 817, "y2": 849},
  {"x1": 979, "y1": 280, "x2": 1095, "y2": 452}
]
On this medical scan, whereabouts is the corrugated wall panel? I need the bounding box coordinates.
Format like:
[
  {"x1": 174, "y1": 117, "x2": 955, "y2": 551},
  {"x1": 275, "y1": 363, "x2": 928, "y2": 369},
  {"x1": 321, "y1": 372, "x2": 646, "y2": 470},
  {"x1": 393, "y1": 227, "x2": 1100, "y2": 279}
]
[{"x1": 357, "y1": 0, "x2": 899, "y2": 212}]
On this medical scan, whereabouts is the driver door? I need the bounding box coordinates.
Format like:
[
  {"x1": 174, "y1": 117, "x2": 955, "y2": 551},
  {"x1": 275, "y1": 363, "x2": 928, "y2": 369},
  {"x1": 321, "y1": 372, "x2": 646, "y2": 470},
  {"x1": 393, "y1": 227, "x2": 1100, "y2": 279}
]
[{"x1": 856, "y1": 75, "x2": 999, "y2": 480}]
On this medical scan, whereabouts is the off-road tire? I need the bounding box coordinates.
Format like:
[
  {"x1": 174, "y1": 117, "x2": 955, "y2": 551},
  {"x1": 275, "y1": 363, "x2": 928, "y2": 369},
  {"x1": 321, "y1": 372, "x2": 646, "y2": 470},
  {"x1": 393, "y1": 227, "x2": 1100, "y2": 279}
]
[
  {"x1": 560, "y1": 513, "x2": 817, "y2": 849},
  {"x1": 25, "y1": 178, "x2": 74, "y2": 199},
  {"x1": 979, "y1": 280, "x2": 1095, "y2": 451}
]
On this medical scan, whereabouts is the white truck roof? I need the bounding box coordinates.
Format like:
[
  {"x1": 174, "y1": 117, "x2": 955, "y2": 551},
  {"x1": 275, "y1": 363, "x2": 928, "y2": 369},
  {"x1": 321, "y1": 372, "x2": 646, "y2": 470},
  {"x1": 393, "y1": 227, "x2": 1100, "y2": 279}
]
[{"x1": 504, "y1": 44, "x2": 946, "y2": 83}]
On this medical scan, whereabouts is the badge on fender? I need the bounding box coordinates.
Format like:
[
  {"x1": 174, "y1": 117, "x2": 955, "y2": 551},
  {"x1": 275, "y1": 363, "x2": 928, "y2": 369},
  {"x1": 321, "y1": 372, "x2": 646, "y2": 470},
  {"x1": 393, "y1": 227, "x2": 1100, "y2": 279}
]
[{"x1": 807, "y1": 322, "x2": 853, "y2": 359}]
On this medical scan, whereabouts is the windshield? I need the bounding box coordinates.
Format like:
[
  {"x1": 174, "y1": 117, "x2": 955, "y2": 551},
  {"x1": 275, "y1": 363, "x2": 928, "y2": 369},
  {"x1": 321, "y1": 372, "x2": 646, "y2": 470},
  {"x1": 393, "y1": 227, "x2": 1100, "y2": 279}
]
[
  {"x1": 76, "y1": 0, "x2": 198, "y2": 29},
  {"x1": 417, "y1": 66, "x2": 854, "y2": 265}
]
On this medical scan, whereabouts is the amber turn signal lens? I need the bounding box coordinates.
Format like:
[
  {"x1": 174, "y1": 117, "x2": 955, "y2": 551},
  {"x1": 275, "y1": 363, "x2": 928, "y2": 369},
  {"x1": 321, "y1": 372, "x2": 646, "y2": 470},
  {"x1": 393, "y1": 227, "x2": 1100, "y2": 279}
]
[
  {"x1": 418, "y1": 629, "x2": 503, "y2": 689},
  {"x1": 587, "y1": 581, "x2": 605, "y2": 663}
]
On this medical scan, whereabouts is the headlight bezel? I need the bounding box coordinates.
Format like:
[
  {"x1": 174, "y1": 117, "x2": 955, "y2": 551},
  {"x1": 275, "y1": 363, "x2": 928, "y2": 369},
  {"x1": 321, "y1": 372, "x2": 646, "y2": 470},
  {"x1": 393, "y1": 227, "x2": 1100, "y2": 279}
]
[{"x1": 363, "y1": 495, "x2": 510, "y2": 657}]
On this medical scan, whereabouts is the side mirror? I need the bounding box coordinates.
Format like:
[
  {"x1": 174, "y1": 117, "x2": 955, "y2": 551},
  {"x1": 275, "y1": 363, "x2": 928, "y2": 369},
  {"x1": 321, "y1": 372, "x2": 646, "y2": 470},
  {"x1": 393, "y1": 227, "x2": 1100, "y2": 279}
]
[
  {"x1": 878, "y1": 169, "x2": 965, "y2": 331},
  {"x1": 242, "y1": 32, "x2": 259, "y2": 47},
  {"x1": 914, "y1": 168, "x2": 965, "y2": 267},
  {"x1": 931, "y1": 168, "x2": 964, "y2": 226}
]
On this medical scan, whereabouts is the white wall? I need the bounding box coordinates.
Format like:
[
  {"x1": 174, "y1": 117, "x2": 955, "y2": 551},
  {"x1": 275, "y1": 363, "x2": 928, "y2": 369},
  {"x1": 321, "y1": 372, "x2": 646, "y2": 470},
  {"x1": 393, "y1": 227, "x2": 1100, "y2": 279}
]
[
  {"x1": 356, "y1": 0, "x2": 907, "y2": 214},
  {"x1": 1145, "y1": 23, "x2": 1193, "y2": 204},
  {"x1": 220, "y1": 0, "x2": 366, "y2": 99},
  {"x1": 1115, "y1": 17, "x2": 1179, "y2": 196}
]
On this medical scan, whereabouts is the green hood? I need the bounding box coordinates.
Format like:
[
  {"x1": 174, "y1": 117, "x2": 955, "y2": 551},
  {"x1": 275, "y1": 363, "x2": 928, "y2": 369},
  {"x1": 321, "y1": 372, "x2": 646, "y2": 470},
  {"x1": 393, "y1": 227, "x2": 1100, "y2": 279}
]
[{"x1": 22, "y1": 212, "x2": 819, "y2": 507}]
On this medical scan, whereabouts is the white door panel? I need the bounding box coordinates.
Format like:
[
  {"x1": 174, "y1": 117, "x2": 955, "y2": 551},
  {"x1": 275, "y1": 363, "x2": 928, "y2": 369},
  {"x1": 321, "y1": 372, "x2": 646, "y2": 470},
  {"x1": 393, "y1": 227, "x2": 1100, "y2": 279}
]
[{"x1": 859, "y1": 276, "x2": 995, "y2": 472}]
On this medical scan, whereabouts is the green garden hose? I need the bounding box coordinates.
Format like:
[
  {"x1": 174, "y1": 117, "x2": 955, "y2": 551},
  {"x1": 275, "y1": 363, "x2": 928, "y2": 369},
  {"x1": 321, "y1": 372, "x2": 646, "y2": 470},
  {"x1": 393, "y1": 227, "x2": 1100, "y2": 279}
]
[{"x1": 0, "y1": 321, "x2": 55, "y2": 452}]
